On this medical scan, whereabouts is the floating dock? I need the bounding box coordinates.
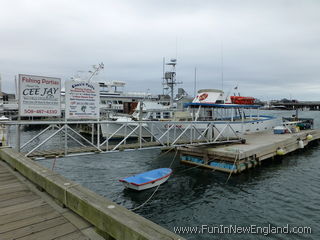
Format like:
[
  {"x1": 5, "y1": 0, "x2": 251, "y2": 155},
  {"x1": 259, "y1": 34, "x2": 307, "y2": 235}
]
[{"x1": 178, "y1": 129, "x2": 320, "y2": 173}]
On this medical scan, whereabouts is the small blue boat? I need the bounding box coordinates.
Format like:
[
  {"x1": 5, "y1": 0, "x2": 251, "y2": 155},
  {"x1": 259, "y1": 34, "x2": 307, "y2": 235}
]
[{"x1": 119, "y1": 168, "x2": 172, "y2": 191}]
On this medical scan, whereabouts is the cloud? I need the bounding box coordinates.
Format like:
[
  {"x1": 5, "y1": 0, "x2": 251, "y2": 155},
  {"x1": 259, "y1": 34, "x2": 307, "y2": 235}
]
[{"x1": 0, "y1": 0, "x2": 319, "y2": 100}]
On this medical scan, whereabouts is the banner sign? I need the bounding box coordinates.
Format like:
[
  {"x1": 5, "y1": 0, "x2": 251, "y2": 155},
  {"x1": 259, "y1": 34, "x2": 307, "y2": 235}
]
[
  {"x1": 19, "y1": 74, "x2": 61, "y2": 117},
  {"x1": 65, "y1": 80, "x2": 100, "y2": 119}
]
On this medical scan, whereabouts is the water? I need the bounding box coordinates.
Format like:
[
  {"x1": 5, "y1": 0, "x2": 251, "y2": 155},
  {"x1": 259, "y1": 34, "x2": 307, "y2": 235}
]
[{"x1": 33, "y1": 110, "x2": 320, "y2": 240}]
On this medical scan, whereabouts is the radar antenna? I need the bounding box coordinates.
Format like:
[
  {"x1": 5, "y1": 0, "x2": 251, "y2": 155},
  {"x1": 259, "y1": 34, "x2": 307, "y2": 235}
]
[{"x1": 162, "y1": 58, "x2": 182, "y2": 107}]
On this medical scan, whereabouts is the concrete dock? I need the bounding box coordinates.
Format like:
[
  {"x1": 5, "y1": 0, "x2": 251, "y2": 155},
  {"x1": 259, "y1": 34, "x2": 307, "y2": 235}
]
[
  {"x1": 0, "y1": 147, "x2": 184, "y2": 240},
  {"x1": 178, "y1": 129, "x2": 320, "y2": 173}
]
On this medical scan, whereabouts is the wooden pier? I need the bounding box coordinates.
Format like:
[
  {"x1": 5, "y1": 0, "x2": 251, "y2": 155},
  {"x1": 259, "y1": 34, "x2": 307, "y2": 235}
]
[
  {"x1": 178, "y1": 129, "x2": 320, "y2": 173},
  {"x1": 272, "y1": 100, "x2": 320, "y2": 110},
  {"x1": 0, "y1": 160, "x2": 101, "y2": 240},
  {"x1": 0, "y1": 147, "x2": 184, "y2": 240}
]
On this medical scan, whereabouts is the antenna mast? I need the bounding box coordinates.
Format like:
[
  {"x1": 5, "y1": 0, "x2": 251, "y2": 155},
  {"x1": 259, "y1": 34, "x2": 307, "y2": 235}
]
[
  {"x1": 194, "y1": 67, "x2": 197, "y2": 97},
  {"x1": 221, "y1": 42, "x2": 224, "y2": 91},
  {"x1": 163, "y1": 58, "x2": 182, "y2": 107},
  {"x1": 162, "y1": 57, "x2": 165, "y2": 95},
  {"x1": 88, "y1": 62, "x2": 104, "y2": 82},
  {"x1": 0, "y1": 74, "x2": 2, "y2": 101}
]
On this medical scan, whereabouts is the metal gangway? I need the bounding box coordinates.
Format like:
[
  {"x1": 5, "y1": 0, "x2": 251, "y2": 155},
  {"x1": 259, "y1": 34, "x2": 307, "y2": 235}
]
[{"x1": 0, "y1": 120, "x2": 242, "y2": 158}]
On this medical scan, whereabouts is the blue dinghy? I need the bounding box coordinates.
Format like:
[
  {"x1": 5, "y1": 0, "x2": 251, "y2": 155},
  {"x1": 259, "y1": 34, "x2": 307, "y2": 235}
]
[{"x1": 119, "y1": 168, "x2": 172, "y2": 191}]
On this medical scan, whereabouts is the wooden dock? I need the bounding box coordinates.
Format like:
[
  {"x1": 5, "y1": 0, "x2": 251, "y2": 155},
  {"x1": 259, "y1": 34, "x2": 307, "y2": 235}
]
[
  {"x1": 0, "y1": 160, "x2": 102, "y2": 240},
  {"x1": 0, "y1": 147, "x2": 184, "y2": 240},
  {"x1": 178, "y1": 129, "x2": 320, "y2": 173}
]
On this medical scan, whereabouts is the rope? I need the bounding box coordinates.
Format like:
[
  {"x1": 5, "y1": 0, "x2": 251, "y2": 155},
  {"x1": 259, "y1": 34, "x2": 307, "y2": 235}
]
[
  {"x1": 225, "y1": 149, "x2": 239, "y2": 184},
  {"x1": 158, "y1": 147, "x2": 176, "y2": 159},
  {"x1": 131, "y1": 184, "x2": 161, "y2": 211},
  {"x1": 169, "y1": 149, "x2": 178, "y2": 168},
  {"x1": 176, "y1": 164, "x2": 201, "y2": 174}
]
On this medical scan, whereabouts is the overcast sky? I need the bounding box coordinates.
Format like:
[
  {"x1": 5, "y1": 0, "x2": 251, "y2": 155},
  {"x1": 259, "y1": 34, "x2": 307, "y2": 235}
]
[{"x1": 1, "y1": 0, "x2": 319, "y2": 100}]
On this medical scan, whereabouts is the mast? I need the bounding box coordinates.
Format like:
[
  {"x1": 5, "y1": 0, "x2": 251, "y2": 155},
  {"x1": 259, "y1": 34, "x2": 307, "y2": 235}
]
[
  {"x1": 0, "y1": 74, "x2": 2, "y2": 104},
  {"x1": 162, "y1": 57, "x2": 165, "y2": 95},
  {"x1": 194, "y1": 67, "x2": 197, "y2": 97},
  {"x1": 163, "y1": 58, "x2": 182, "y2": 107},
  {"x1": 0, "y1": 74, "x2": 2, "y2": 96},
  {"x1": 88, "y1": 62, "x2": 104, "y2": 82},
  {"x1": 221, "y1": 42, "x2": 224, "y2": 91}
]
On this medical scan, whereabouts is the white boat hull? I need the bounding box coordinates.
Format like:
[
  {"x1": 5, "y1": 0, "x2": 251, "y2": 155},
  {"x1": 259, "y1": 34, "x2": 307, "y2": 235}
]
[
  {"x1": 101, "y1": 116, "x2": 277, "y2": 141},
  {"x1": 100, "y1": 122, "x2": 151, "y2": 138}
]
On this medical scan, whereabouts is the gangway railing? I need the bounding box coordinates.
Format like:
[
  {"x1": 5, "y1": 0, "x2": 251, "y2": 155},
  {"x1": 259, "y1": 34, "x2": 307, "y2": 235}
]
[{"x1": 0, "y1": 120, "x2": 242, "y2": 158}]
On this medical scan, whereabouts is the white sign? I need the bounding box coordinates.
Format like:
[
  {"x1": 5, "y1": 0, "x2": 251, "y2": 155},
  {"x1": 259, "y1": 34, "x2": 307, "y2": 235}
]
[
  {"x1": 19, "y1": 74, "x2": 61, "y2": 117},
  {"x1": 65, "y1": 80, "x2": 100, "y2": 119}
]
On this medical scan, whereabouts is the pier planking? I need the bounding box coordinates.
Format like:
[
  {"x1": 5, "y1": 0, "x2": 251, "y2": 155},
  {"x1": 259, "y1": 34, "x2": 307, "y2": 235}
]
[{"x1": 0, "y1": 161, "x2": 95, "y2": 240}]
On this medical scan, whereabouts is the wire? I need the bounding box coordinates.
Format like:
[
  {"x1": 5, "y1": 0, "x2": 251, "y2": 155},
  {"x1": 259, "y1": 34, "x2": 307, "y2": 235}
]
[{"x1": 169, "y1": 149, "x2": 178, "y2": 168}]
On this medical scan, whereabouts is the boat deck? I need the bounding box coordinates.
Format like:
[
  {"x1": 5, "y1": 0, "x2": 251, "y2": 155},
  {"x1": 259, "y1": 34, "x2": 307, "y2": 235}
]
[{"x1": 0, "y1": 160, "x2": 103, "y2": 240}]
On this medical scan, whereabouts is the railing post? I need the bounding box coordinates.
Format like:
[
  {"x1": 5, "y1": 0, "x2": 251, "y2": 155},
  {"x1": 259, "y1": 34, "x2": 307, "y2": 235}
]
[
  {"x1": 97, "y1": 121, "x2": 100, "y2": 150},
  {"x1": 167, "y1": 124, "x2": 170, "y2": 146},
  {"x1": 106, "y1": 123, "x2": 109, "y2": 151},
  {"x1": 16, "y1": 123, "x2": 21, "y2": 152},
  {"x1": 190, "y1": 123, "x2": 193, "y2": 144},
  {"x1": 227, "y1": 124, "x2": 231, "y2": 141},
  {"x1": 150, "y1": 122, "x2": 154, "y2": 142},
  {"x1": 124, "y1": 122, "x2": 127, "y2": 145},
  {"x1": 64, "y1": 123, "x2": 68, "y2": 156},
  {"x1": 91, "y1": 123, "x2": 94, "y2": 144},
  {"x1": 139, "y1": 122, "x2": 142, "y2": 148}
]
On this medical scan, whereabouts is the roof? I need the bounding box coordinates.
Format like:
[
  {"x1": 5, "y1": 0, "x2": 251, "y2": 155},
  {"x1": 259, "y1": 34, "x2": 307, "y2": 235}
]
[
  {"x1": 197, "y1": 89, "x2": 223, "y2": 94},
  {"x1": 184, "y1": 102, "x2": 261, "y2": 108}
]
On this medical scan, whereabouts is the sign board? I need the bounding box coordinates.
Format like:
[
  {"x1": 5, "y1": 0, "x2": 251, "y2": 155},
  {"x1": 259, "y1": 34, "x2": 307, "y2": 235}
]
[
  {"x1": 65, "y1": 80, "x2": 100, "y2": 119},
  {"x1": 19, "y1": 74, "x2": 61, "y2": 117}
]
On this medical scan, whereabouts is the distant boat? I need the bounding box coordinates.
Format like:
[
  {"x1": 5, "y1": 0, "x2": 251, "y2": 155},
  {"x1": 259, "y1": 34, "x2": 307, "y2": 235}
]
[{"x1": 119, "y1": 168, "x2": 172, "y2": 191}]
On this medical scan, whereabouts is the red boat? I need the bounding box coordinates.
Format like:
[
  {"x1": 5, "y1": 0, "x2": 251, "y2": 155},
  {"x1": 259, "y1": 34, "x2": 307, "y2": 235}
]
[{"x1": 230, "y1": 96, "x2": 255, "y2": 105}]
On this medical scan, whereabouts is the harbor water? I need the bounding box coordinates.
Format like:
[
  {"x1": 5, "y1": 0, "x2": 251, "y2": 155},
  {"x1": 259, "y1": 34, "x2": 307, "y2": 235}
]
[{"x1": 31, "y1": 110, "x2": 320, "y2": 240}]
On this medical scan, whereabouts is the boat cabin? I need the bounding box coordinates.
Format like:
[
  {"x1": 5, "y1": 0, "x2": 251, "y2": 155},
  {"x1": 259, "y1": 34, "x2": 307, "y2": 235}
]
[{"x1": 186, "y1": 89, "x2": 261, "y2": 122}]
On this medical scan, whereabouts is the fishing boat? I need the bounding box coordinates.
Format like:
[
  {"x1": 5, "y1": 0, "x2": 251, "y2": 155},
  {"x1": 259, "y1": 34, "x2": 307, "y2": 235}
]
[
  {"x1": 101, "y1": 89, "x2": 277, "y2": 141},
  {"x1": 100, "y1": 58, "x2": 277, "y2": 140},
  {"x1": 100, "y1": 100, "x2": 177, "y2": 138},
  {"x1": 119, "y1": 168, "x2": 172, "y2": 191}
]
